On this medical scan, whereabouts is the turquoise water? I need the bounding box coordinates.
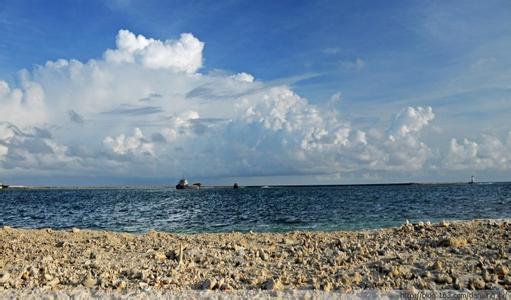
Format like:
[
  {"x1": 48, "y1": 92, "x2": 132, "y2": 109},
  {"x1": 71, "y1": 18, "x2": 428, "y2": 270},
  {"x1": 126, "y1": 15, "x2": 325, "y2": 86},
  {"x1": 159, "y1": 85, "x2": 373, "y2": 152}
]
[{"x1": 1, "y1": 183, "x2": 510, "y2": 233}]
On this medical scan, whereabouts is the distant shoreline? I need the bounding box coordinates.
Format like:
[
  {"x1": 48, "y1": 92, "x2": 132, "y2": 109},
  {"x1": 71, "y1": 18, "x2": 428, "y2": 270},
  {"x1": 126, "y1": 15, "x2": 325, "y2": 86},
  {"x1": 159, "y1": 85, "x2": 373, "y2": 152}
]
[{"x1": 1, "y1": 181, "x2": 508, "y2": 190}]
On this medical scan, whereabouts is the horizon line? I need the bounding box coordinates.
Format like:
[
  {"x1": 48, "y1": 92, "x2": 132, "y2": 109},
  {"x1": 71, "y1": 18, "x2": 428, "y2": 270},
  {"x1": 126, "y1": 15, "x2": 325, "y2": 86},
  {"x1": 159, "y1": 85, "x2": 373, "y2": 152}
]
[{"x1": 2, "y1": 180, "x2": 507, "y2": 190}]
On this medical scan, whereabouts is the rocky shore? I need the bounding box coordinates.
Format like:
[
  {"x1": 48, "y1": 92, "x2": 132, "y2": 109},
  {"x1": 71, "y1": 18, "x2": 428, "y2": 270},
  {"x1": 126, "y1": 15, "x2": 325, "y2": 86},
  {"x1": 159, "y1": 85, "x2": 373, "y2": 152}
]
[{"x1": 1, "y1": 219, "x2": 510, "y2": 295}]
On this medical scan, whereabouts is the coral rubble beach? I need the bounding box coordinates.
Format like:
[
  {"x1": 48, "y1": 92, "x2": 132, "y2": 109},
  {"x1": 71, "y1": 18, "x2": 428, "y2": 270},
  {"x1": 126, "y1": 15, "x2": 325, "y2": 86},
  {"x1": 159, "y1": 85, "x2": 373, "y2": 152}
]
[{"x1": 1, "y1": 220, "x2": 510, "y2": 298}]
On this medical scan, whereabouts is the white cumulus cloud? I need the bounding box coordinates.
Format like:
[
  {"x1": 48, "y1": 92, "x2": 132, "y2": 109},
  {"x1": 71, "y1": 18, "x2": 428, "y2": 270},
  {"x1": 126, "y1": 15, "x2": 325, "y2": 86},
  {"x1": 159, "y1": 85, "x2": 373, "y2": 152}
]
[
  {"x1": 231, "y1": 72, "x2": 254, "y2": 83},
  {"x1": 446, "y1": 133, "x2": 511, "y2": 170},
  {"x1": 0, "y1": 122, "x2": 78, "y2": 170},
  {"x1": 388, "y1": 106, "x2": 435, "y2": 140},
  {"x1": 104, "y1": 29, "x2": 204, "y2": 73},
  {"x1": 104, "y1": 128, "x2": 154, "y2": 156}
]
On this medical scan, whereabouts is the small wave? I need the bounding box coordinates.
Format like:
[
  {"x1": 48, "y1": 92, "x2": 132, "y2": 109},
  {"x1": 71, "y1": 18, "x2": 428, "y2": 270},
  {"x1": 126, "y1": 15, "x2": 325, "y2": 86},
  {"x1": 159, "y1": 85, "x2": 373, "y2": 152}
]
[
  {"x1": 210, "y1": 223, "x2": 230, "y2": 227},
  {"x1": 275, "y1": 216, "x2": 303, "y2": 224}
]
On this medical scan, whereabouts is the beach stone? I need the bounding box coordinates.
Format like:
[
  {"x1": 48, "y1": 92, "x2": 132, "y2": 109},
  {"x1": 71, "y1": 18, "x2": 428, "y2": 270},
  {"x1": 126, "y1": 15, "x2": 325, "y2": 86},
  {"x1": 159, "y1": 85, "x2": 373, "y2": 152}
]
[
  {"x1": 146, "y1": 229, "x2": 158, "y2": 237},
  {"x1": 470, "y1": 277, "x2": 485, "y2": 289},
  {"x1": 47, "y1": 278, "x2": 59, "y2": 287},
  {"x1": 321, "y1": 281, "x2": 333, "y2": 291},
  {"x1": 153, "y1": 251, "x2": 166, "y2": 261},
  {"x1": 0, "y1": 272, "x2": 10, "y2": 283},
  {"x1": 495, "y1": 265, "x2": 509, "y2": 276},
  {"x1": 498, "y1": 248, "x2": 508, "y2": 259},
  {"x1": 500, "y1": 275, "x2": 511, "y2": 286},
  {"x1": 82, "y1": 275, "x2": 96, "y2": 288},
  {"x1": 258, "y1": 250, "x2": 269, "y2": 261},
  {"x1": 340, "y1": 274, "x2": 352, "y2": 285},
  {"x1": 261, "y1": 278, "x2": 282, "y2": 290},
  {"x1": 20, "y1": 270, "x2": 30, "y2": 281},
  {"x1": 42, "y1": 255, "x2": 54, "y2": 264},
  {"x1": 213, "y1": 278, "x2": 224, "y2": 289},
  {"x1": 352, "y1": 272, "x2": 363, "y2": 284},
  {"x1": 199, "y1": 278, "x2": 217, "y2": 290},
  {"x1": 440, "y1": 220, "x2": 450, "y2": 227},
  {"x1": 28, "y1": 266, "x2": 38, "y2": 276},
  {"x1": 391, "y1": 265, "x2": 411, "y2": 278},
  {"x1": 71, "y1": 228, "x2": 80, "y2": 233},
  {"x1": 282, "y1": 238, "x2": 294, "y2": 245},
  {"x1": 454, "y1": 278, "x2": 466, "y2": 290},
  {"x1": 115, "y1": 280, "x2": 127, "y2": 290},
  {"x1": 165, "y1": 250, "x2": 178, "y2": 260},
  {"x1": 434, "y1": 273, "x2": 452, "y2": 284},
  {"x1": 443, "y1": 237, "x2": 467, "y2": 248},
  {"x1": 432, "y1": 260, "x2": 443, "y2": 271},
  {"x1": 139, "y1": 282, "x2": 148, "y2": 289},
  {"x1": 483, "y1": 270, "x2": 492, "y2": 282},
  {"x1": 400, "y1": 222, "x2": 413, "y2": 232}
]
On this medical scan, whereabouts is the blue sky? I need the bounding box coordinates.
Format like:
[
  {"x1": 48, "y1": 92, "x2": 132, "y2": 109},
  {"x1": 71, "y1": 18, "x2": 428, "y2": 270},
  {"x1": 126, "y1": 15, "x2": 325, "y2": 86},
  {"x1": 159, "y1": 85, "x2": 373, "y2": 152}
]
[{"x1": 1, "y1": 0, "x2": 511, "y2": 185}]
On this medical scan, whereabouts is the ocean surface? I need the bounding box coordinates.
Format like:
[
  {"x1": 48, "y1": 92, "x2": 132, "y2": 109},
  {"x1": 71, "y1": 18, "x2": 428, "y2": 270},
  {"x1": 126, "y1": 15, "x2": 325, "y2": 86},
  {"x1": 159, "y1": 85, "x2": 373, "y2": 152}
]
[{"x1": 1, "y1": 183, "x2": 511, "y2": 233}]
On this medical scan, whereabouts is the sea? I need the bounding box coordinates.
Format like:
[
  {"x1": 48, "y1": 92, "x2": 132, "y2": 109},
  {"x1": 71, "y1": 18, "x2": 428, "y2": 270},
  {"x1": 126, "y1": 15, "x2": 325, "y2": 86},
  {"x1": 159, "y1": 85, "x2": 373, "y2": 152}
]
[{"x1": 1, "y1": 183, "x2": 510, "y2": 233}]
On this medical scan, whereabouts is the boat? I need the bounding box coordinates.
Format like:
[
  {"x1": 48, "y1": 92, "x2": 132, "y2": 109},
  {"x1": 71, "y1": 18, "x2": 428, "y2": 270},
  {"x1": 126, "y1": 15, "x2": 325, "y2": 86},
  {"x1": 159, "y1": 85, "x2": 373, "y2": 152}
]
[
  {"x1": 175, "y1": 178, "x2": 201, "y2": 190},
  {"x1": 468, "y1": 175, "x2": 475, "y2": 184},
  {"x1": 0, "y1": 183, "x2": 8, "y2": 190}
]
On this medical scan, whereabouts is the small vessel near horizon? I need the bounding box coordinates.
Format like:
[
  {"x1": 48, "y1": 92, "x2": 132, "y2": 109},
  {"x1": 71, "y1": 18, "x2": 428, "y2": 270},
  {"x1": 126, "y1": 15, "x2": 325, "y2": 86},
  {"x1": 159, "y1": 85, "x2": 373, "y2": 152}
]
[
  {"x1": 468, "y1": 175, "x2": 475, "y2": 184},
  {"x1": 175, "y1": 178, "x2": 201, "y2": 190},
  {"x1": 0, "y1": 183, "x2": 9, "y2": 190}
]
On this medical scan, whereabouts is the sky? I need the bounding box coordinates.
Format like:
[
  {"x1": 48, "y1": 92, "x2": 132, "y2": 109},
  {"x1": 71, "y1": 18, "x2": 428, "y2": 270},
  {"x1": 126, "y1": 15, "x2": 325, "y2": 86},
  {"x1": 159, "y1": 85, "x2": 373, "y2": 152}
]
[{"x1": 1, "y1": 0, "x2": 511, "y2": 185}]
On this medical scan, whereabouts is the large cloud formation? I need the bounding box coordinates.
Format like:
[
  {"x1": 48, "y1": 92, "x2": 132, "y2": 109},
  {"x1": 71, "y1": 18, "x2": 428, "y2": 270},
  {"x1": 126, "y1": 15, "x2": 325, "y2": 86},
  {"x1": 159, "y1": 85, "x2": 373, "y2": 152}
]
[{"x1": 0, "y1": 29, "x2": 502, "y2": 183}]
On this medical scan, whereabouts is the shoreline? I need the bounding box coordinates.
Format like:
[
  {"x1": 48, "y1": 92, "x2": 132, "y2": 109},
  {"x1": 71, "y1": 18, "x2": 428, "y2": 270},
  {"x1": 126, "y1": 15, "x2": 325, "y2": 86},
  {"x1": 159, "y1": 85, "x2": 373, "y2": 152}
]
[
  {"x1": 1, "y1": 217, "x2": 510, "y2": 235},
  {"x1": 1, "y1": 219, "x2": 510, "y2": 294}
]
